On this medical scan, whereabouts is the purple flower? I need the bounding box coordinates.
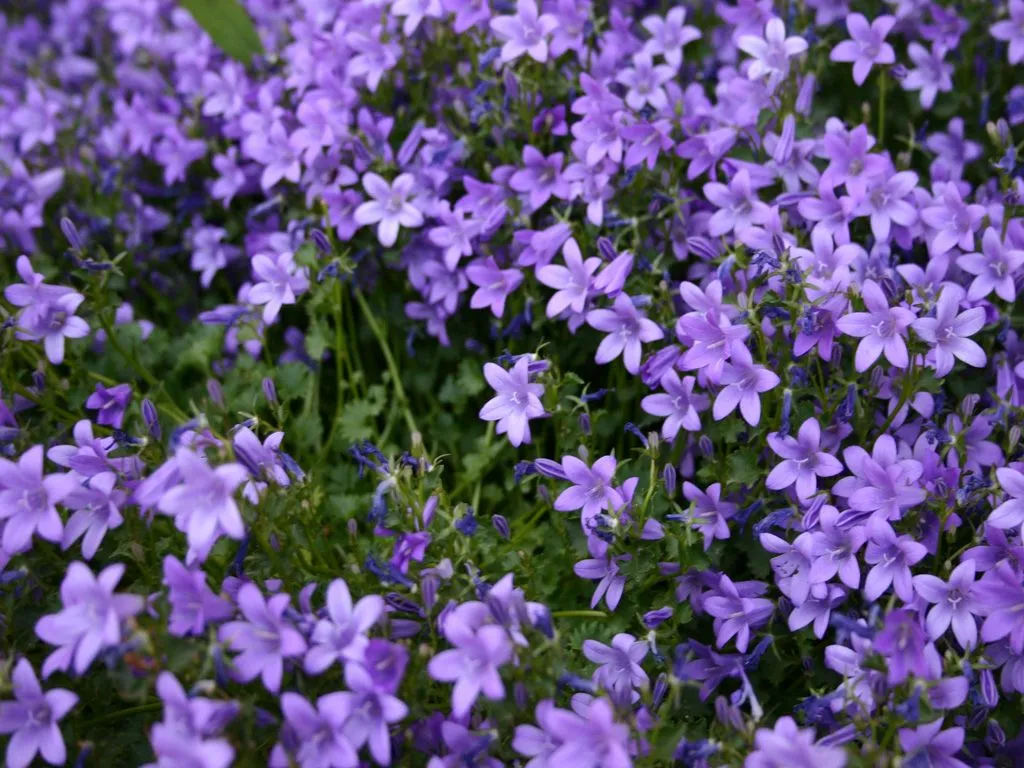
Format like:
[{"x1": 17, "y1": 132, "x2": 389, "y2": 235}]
[
  {"x1": 991, "y1": 0, "x2": 1024, "y2": 65},
  {"x1": 233, "y1": 427, "x2": 289, "y2": 489},
  {"x1": 479, "y1": 358, "x2": 545, "y2": 447},
  {"x1": 466, "y1": 257, "x2": 523, "y2": 318},
  {"x1": 582, "y1": 633, "x2": 648, "y2": 694},
  {"x1": 975, "y1": 561, "x2": 1024, "y2": 652},
  {"x1": 146, "y1": 724, "x2": 234, "y2": 768},
  {"x1": 838, "y1": 434, "x2": 926, "y2": 522},
  {"x1": 306, "y1": 578, "x2": 384, "y2": 675},
  {"x1": 157, "y1": 449, "x2": 248, "y2": 560},
  {"x1": 489, "y1": 0, "x2": 558, "y2": 64},
  {"x1": 616, "y1": 52, "x2": 675, "y2": 111},
  {"x1": 509, "y1": 146, "x2": 570, "y2": 211},
  {"x1": 820, "y1": 124, "x2": 889, "y2": 198},
  {"x1": 836, "y1": 279, "x2": 916, "y2": 371},
  {"x1": 873, "y1": 608, "x2": 929, "y2": 684},
  {"x1": 155, "y1": 671, "x2": 238, "y2": 739},
  {"x1": 586, "y1": 293, "x2": 664, "y2": 374},
  {"x1": 898, "y1": 720, "x2": 970, "y2": 768},
  {"x1": 737, "y1": 18, "x2": 808, "y2": 90},
  {"x1": 0, "y1": 659, "x2": 77, "y2": 768},
  {"x1": 163, "y1": 555, "x2": 234, "y2": 637},
  {"x1": 85, "y1": 383, "x2": 132, "y2": 429},
  {"x1": 61, "y1": 472, "x2": 124, "y2": 559},
  {"x1": 745, "y1": 716, "x2": 847, "y2": 768},
  {"x1": 622, "y1": 119, "x2": 675, "y2": 170},
  {"x1": 682, "y1": 482, "x2": 736, "y2": 551},
  {"x1": 244, "y1": 122, "x2": 301, "y2": 191},
  {"x1": 863, "y1": 518, "x2": 928, "y2": 602},
  {"x1": 703, "y1": 169, "x2": 771, "y2": 237},
  {"x1": 913, "y1": 560, "x2": 979, "y2": 649},
  {"x1": 249, "y1": 252, "x2": 310, "y2": 325},
  {"x1": 392, "y1": 0, "x2": 443, "y2": 34},
  {"x1": 902, "y1": 42, "x2": 953, "y2": 109},
  {"x1": 555, "y1": 454, "x2": 623, "y2": 523},
  {"x1": 35, "y1": 562, "x2": 143, "y2": 677},
  {"x1": 17, "y1": 291, "x2": 90, "y2": 365},
  {"x1": 829, "y1": 13, "x2": 896, "y2": 85},
  {"x1": 574, "y1": 536, "x2": 630, "y2": 610},
  {"x1": 512, "y1": 700, "x2": 584, "y2": 766},
  {"x1": 218, "y1": 583, "x2": 307, "y2": 692},
  {"x1": 704, "y1": 575, "x2": 773, "y2": 652},
  {"x1": 712, "y1": 342, "x2": 780, "y2": 426},
  {"x1": 428, "y1": 202, "x2": 480, "y2": 271},
  {"x1": 990, "y1": 467, "x2": 1024, "y2": 530},
  {"x1": 766, "y1": 418, "x2": 843, "y2": 499},
  {"x1": 925, "y1": 119, "x2": 982, "y2": 181},
  {"x1": 641, "y1": 371, "x2": 708, "y2": 441},
  {"x1": 0, "y1": 445, "x2": 76, "y2": 554},
  {"x1": 427, "y1": 610, "x2": 512, "y2": 717},
  {"x1": 912, "y1": 285, "x2": 986, "y2": 376},
  {"x1": 641, "y1": 8, "x2": 701, "y2": 69},
  {"x1": 856, "y1": 170, "x2": 919, "y2": 243},
  {"x1": 921, "y1": 184, "x2": 987, "y2": 255},
  {"x1": 279, "y1": 691, "x2": 358, "y2": 768},
  {"x1": 337, "y1": 659, "x2": 409, "y2": 765},
  {"x1": 809, "y1": 506, "x2": 865, "y2": 589},
  {"x1": 354, "y1": 173, "x2": 424, "y2": 248},
  {"x1": 958, "y1": 227, "x2": 1024, "y2": 303},
  {"x1": 537, "y1": 238, "x2": 600, "y2": 318},
  {"x1": 788, "y1": 584, "x2": 846, "y2": 638}
]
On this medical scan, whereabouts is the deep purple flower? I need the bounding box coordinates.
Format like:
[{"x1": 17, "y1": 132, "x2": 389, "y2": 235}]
[
  {"x1": 218, "y1": 584, "x2": 307, "y2": 692},
  {"x1": 912, "y1": 285, "x2": 986, "y2": 376},
  {"x1": 975, "y1": 561, "x2": 1024, "y2": 652},
  {"x1": 574, "y1": 536, "x2": 630, "y2": 610},
  {"x1": 555, "y1": 455, "x2": 623, "y2": 523},
  {"x1": 489, "y1": 0, "x2": 558, "y2": 64},
  {"x1": 766, "y1": 418, "x2": 843, "y2": 499},
  {"x1": 809, "y1": 506, "x2": 865, "y2": 589},
  {"x1": 898, "y1": 720, "x2": 970, "y2": 768},
  {"x1": 641, "y1": 371, "x2": 708, "y2": 441},
  {"x1": 537, "y1": 238, "x2": 600, "y2": 318},
  {"x1": 873, "y1": 608, "x2": 929, "y2": 684},
  {"x1": 712, "y1": 342, "x2": 780, "y2": 426},
  {"x1": 856, "y1": 170, "x2": 919, "y2": 243},
  {"x1": 249, "y1": 251, "x2": 310, "y2": 324},
  {"x1": 913, "y1": 560, "x2": 979, "y2": 649},
  {"x1": 0, "y1": 659, "x2": 77, "y2": 768},
  {"x1": 704, "y1": 575, "x2": 774, "y2": 652},
  {"x1": 35, "y1": 562, "x2": 143, "y2": 677},
  {"x1": 354, "y1": 173, "x2": 424, "y2": 248},
  {"x1": 582, "y1": 633, "x2": 649, "y2": 694},
  {"x1": 85, "y1": 383, "x2": 132, "y2": 429},
  {"x1": 306, "y1": 578, "x2": 384, "y2": 675},
  {"x1": 958, "y1": 227, "x2": 1024, "y2": 303},
  {"x1": 465, "y1": 257, "x2": 523, "y2": 318},
  {"x1": 829, "y1": 13, "x2": 896, "y2": 85},
  {"x1": 337, "y1": 659, "x2": 409, "y2": 765},
  {"x1": 836, "y1": 279, "x2": 915, "y2": 371},
  {"x1": 820, "y1": 124, "x2": 888, "y2": 198},
  {"x1": 925, "y1": 119, "x2": 982, "y2": 181},
  {"x1": 427, "y1": 610, "x2": 512, "y2": 717}
]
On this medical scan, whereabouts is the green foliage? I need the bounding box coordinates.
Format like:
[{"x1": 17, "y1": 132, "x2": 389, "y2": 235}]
[{"x1": 177, "y1": 0, "x2": 264, "y2": 63}]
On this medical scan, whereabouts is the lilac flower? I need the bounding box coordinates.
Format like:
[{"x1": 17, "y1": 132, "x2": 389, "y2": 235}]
[
  {"x1": 913, "y1": 560, "x2": 979, "y2": 648},
  {"x1": 536, "y1": 238, "x2": 600, "y2": 317},
  {"x1": 147, "y1": 724, "x2": 234, "y2": 768},
  {"x1": 512, "y1": 700, "x2": 584, "y2": 766},
  {"x1": 829, "y1": 13, "x2": 896, "y2": 85},
  {"x1": 429, "y1": 202, "x2": 479, "y2": 271},
  {"x1": 555, "y1": 455, "x2": 623, "y2": 523},
  {"x1": 0, "y1": 659, "x2": 77, "y2": 768},
  {"x1": 836, "y1": 279, "x2": 916, "y2": 371},
  {"x1": 233, "y1": 427, "x2": 289, "y2": 489},
  {"x1": 616, "y1": 52, "x2": 675, "y2": 111},
  {"x1": 279, "y1": 692, "x2": 358, "y2": 768},
  {"x1": 245, "y1": 122, "x2": 301, "y2": 191},
  {"x1": 641, "y1": 8, "x2": 701, "y2": 69},
  {"x1": 766, "y1": 418, "x2": 843, "y2": 499},
  {"x1": 809, "y1": 506, "x2": 865, "y2": 589},
  {"x1": 873, "y1": 609, "x2": 929, "y2": 684},
  {"x1": 898, "y1": 720, "x2": 970, "y2": 768},
  {"x1": 676, "y1": 311, "x2": 750, "y2": 382},
  {"x1": 337, "y1": 659, "x2": 409, "y2": 765},
  {"x1": 427, "y1": 610, "x2": 512, "y2": 717},
  {"x1": 392, "y1": 0, "x2": 443, "y2": 34},
  {"x1": 990, "y1": 467, "x2": 1024, "y2": 530},
  {"x1": 788, "y1": 584, "x2": 845, "y2": 638},
  {"x1": 820, "y1": 124, "x2": 889, "y2": 198},
  {"x1": 157, "y1": 449, "x2": 248, "y2": 558},
  {"x1": 60, "y1": 472, "x2": 124, "y2": 559},
  {"x1": 479, "y1": 358, "x2": 545, "y2": 447},
  {"x1": 0, "y1": 445, "x2": 76, "y2": 553},
  {"x1": 912, "y1": 285, "x2": 986, "y2": 376},
  {"x1": 863, "y1": 518, "x2": 928, "y2": 602},
  {"x1": 975, "y1": 561, "x2": 1024, "y2": 652},
  {"x1": 35, "y1": 562, "x2": 143, "y2": 677},
  {"x1": 17, "y1": 292, "x2": 90, "y2": 365},
  {"x1": 509, "y1": 146, "x2": 570, "y2": 210},
  {"x1": 921, "y1": 184, "x2": 986, "y2": 255},
  {"x1": 737, "y1": 18, "x2": 808, "y2": 90},
  {"x1": 703, "y1": 169, "x2": 771, "y2": 237},
  {"x1": 163, "y1": 555, "x2": 234, "y2": 637},
  {"x1": 704, "y1": 575, "x2": 774, "y2": 652},
  {"x1": 745, "y1": 716, "x2": 847, "y2": 768},
  {"x1": 760, "y1": 533, "x2": 816, "y2": 604},
  {"x1": 582, "y1": 634, "x2": 648, "y2": 694},
  {"x1": 856, "y1": 170, "x2": 919, "y2": 242},
  {"x1": 218, "y1": 583, "x2": 307, "y2": 692},
  {"x1": 641, "y1": 371, "x2": 708, "y2": 441},
  {"x1": 836, "y1": 434, "x2": 926, "y2": 522},
  {"x1": 489, "y1": 0, "x2": 558, "y2": 64},
  {"x1": 682, "y1": 482, "x2": 736, "y2": 551},
  {"x1": 306, "y1": 578, "x2": 384, "y2": 675},
  {"x1": 249, "y1": 251, "x2": 310, "y2": 324},
  {"x1": 991, "y1": 0, "x2": 1024, "y2": 65},
  {"x1": 85, "y1": 383, "x2": 132, "y2": 429},
  {"x1": 156, "y1": 671, "x2": 238, "y2": 739},
  {"x1": 958, "y1": 227, "x2": 1024, "y2": 302},
  {"x1": 466, "y1": 257, "x2": 522, "y2": 317},
  {"x1": 586, "y1": 293, "x2": 664, "y2": 374},
  {"x1": 354, "y1": 173, "x2": 424, "y2": 248},
  {"x1": 622, "y1": 120, "x2": 674, "y2": 170},
  {"x1": 574, "y1": 537, "x2": 630, "y2": 610},
  {"x1": 925, "y1": 119, "x2": 982, "y2": 180},
  {"x1": 3, "y1": 256, "x2": 73, "y2": 324},
  {"x1": 902, "y1": 43, "x2": 954, "y2": 109},
  {"x1": 712, "y1": 342, "x2": 780, "y2": 427}
]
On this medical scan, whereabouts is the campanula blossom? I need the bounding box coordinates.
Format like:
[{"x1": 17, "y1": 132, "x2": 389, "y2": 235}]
[
  {"x1": 829, "y1": 13, "x2": 896, "y2": 85},
  {"x1": 479, "y1": 357, "x2": 545, "y2": 447}
]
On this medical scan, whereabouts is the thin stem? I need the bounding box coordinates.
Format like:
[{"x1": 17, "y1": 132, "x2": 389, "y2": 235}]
[
  {"x1": 551, "y1": 610, "x2": 607, "y2": 619},
  {"x1": 352, "y1": 287, "x2": 418, "y2": 438}
]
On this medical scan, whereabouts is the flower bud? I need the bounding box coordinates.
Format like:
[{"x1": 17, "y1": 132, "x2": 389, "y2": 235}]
[
  {"x1": 262, "y1": 376, "x2": 278, "y2": 405},
  {"x1": 141, "y1": 398, "x2": 161, "y2": 440},
  {"x1": 491, "y1": 514, "x2": 511, "y2": 539}
]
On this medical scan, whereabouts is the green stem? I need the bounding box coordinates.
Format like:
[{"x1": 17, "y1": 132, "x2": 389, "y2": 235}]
[
  {"x1": 352, "y1": 287, "x2": 418, "y2": 438},
  {"x1": 878, "y1": 70, "x2": 886, "y2": 144},
  {"x1": 79, "y1": 702, "x2": 162, "y2": 728},
  {"x1": 551, "y1": 610, "x2": 607, "y2": 619}
]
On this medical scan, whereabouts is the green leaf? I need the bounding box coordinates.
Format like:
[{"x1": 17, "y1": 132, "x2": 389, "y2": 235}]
[
  {"x1": 727, "y1": 450, "x2": 761, "y2": 487},
  {"x1": 178, "y1": 0, "x2": 264, "y2": 63}
]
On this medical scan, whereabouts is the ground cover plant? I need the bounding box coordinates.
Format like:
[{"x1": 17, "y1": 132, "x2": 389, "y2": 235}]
[{"x1": 1, "y1": 0, "x2": 1024, "y2": 764}]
